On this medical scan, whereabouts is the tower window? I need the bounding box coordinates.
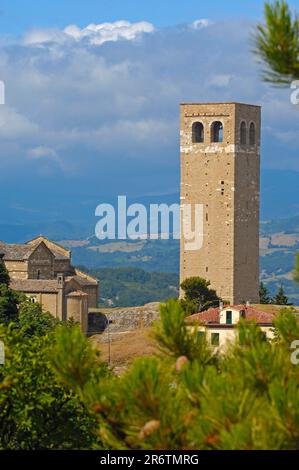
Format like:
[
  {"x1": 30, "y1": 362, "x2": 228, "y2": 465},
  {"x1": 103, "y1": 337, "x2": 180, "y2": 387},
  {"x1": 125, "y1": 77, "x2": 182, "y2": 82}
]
[
  {"x1": 192, "y1": 122, "x2": 204, "y2": 143},
  {"x1": 249, "y1": 122, "x2": 256, "y2": 145},
  {"x1": 240, "y1": 121, "x2": 247, "y2": 145},
  {"x1": 211, "y1": 121, "x2": 223, "y2": 143}
]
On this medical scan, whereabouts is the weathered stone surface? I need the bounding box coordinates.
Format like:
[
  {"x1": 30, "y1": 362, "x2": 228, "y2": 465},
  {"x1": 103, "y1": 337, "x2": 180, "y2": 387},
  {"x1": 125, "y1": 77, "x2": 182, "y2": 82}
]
[
  {"x1": 88, "y1": 302, "x2": 160, "y2": 339},
  {"x1": 180, "y1": 102, "x2": 260, "y2": 305}
]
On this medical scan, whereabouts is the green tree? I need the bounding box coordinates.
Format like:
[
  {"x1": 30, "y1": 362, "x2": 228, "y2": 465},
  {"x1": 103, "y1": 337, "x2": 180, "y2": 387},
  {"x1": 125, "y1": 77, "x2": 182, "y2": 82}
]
[
  {"x1": 154, "y1": 299, "x2": 215, "y2": 363},
  {"x1": 0, "y1": 258, "x2": 10, "y2": 286},
  {"x1": 254, "y1": 1, "x2": 299, "y2": 84},
  {"x1": 180, "y1": 277, "x2": 220, "y2": 314},
  {"x1": 0, "y1": 284, "x2": 20, "y2": 325},
  {"x1": 0, "y1": 261, "x2": 22, "y2": 325},
  {"x1": 51, "y1": 300, "x2": 299, "y2": 450},
  {"x1": 0, "y1": 324, "x2": 103, "y2": 449},
  {"x1": 259, "y1": 282, "x2": 272, "y2": 304},
  {"x1": 17, "y1": 301, "x2": 59, "y2": 338},
  {"x1": 273, "y1": 284, "x2": 291, "y2": 305}
]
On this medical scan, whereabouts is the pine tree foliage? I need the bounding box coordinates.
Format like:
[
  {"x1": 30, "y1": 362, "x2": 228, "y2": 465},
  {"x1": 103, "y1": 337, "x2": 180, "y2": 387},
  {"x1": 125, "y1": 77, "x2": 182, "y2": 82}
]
[
  {"x1": 0, "y1": 324, "x2": 100, "y2": 449},
  {"x1": 259, "y1": 282, "x2": 272, "y2": 304},
  {"x1": 274, "y1": 284, "x2": 291, "y2": 305},
  {"x1": 52, "y1": 300, "x2": 299, "y2": 450},
  {"x1": 180, "y1": 277, "x2": 220, "y2": 314},
  {"x1": 254, "y1": 1, "x2": 299, "y2": 84}
]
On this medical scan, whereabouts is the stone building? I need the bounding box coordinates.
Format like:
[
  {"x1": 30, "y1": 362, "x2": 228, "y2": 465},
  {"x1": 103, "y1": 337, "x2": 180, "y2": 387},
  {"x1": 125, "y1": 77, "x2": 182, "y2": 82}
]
[
  {"x1": 180, "y1": 102, "x2": 261, "y2": 305},
  {"x1": 0, "y1": 236, "x2": 99, "y2": 333}
]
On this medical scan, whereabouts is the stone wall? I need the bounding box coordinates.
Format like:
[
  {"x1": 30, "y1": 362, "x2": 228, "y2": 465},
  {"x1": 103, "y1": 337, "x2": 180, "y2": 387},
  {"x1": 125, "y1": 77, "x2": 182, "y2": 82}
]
[
  {"x1": 88, "y1": 302, "x2": 160, "y2": 337},
  {"x1": 5, "y1": 260, "x2": 28, "y2": 280}
]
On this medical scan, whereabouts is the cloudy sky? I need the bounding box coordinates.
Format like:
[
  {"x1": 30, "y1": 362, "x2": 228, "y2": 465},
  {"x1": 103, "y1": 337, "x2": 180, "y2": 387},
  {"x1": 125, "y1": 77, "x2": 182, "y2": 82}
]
[{"x1": 0, "y1": 0, "x2": 298, "y2": 222}]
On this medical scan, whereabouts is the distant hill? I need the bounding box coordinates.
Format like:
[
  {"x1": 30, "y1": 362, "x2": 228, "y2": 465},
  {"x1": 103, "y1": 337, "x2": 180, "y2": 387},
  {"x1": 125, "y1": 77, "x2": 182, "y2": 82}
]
[
  {"x1": 1, "y1": 169, "x2": 299, "y2": 243},
  {"x1": 0, "y1": 168, "x2": 298, "y2": 305},
  {"x1": 81, "y1": 266, "x2": 179, "y2": 307}
]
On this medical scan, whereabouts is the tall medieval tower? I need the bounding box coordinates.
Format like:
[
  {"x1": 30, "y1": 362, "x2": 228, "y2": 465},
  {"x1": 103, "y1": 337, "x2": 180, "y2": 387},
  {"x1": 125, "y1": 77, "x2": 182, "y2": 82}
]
[{"x1": 180, "y1": 103, "x2": 261, "y2": 305}]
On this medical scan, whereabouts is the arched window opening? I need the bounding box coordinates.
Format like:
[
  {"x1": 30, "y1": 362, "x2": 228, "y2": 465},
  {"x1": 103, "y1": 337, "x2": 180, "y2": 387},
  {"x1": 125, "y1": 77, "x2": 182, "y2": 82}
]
[
  {"x1": 211, "y1": 121, "x2": 223, "y2": 143},
  {"x1": 249, "y1": 122, "x2": 256, "y2": 145},
  {"x1": 192, "y1": 122, "x2": 204, "y2": 143},
  {"x1": 240, "y1": 121, "x2": 247, "y2": 145}
]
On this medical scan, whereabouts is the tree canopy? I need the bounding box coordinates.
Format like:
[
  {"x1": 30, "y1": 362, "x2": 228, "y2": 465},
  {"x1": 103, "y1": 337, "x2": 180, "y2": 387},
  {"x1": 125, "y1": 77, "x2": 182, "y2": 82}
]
[
  {"x1": 180, "y1": 277, "x2": 220, "y2": 314},
  {"x1": 254, "y1": 1, "x2": 299, "y2": 84},
  {"x1": 51, "y1": 300, "x2": 299, "y2": 450}
]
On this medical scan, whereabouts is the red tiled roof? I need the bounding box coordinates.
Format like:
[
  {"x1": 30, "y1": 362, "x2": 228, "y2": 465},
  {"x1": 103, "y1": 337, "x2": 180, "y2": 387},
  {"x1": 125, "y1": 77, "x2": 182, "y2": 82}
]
[{"x1": 186, "y1": 305, "x2": 274, "y2": 326}]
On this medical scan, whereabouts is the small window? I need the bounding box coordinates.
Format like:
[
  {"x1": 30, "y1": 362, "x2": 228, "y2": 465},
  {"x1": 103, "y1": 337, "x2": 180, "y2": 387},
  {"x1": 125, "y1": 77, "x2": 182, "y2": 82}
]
[
  {"x1": 240, "y1": 310, "x2": 246, "y2": 319},
  {"x1": 192, "y1": 122, "x2": 204, "y2": 143},
  {"x1": 226, "y1": 311, "x2": 232, "y2": 325},
  {"x1": 249, "y1": 122, "x2": 256, "y2": 145},
  {"x1": 211, "y1": 333, "x2": 220, "y2": 346},
  {"x1": 240, "y1": 121, "x2": 247, "y2": 145},
  {"x1": 37, "y1": 269, "x2": 41, "y2": 280},
  {"x1": 211, "y1": 121, "x2": 223, "y2": 143},
  {"x1": 197, "y1": 331, "x2": 205, "y2": 342}
]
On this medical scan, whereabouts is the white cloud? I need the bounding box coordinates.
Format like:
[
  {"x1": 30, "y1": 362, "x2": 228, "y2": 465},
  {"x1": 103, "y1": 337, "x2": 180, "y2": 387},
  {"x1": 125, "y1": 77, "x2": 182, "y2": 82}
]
[
  {"x1": 0, "y1": 106, "x2": 38, "y2": 138},
  {"x1": 27, "y1": 146, "x2": 58, "y2": 160},
  {"x1": 191, "y1": 19, "x2": 211, "y2": 29},
  {"x1": 209, "y1": 74, "x2": 232, "y2": 87},
  {"x1": 23, "y1": 20, "x2": 154, "y2": 46},
  {"x1": 64, "y1": 20, "x2": 154, "y2": 45},
  {"x1": 23, "y1": 29, "x2": 66, "y2": 46}
]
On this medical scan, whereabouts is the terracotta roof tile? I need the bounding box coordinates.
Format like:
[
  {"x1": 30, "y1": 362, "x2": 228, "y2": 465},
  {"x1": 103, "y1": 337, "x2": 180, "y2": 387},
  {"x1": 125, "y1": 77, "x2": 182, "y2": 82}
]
[{"x1": 186, "y1": 305, "x2": 275, "y2": 326}]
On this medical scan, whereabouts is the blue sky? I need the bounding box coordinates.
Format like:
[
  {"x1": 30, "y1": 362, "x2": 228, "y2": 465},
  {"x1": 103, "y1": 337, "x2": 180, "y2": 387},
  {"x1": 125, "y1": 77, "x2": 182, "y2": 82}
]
[
  {"x1": 0, "y1": 1, "x2": 298, "y2": 224},
  {"x1": 0, "y1": 0, "x2": 299, "y2": 34}
]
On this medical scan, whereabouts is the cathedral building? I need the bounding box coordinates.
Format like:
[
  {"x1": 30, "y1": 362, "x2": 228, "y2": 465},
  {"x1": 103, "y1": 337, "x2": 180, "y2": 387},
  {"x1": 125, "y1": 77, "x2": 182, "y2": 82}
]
[{"x1": 0, "y1": 236, "x2": 99, "y2": 333}]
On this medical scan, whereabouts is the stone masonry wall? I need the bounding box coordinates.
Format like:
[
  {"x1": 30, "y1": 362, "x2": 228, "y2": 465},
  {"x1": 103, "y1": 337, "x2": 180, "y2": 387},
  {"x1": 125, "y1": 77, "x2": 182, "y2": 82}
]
[{"x1": 88, "y1": 302, "x2": 160, "y2": 338}]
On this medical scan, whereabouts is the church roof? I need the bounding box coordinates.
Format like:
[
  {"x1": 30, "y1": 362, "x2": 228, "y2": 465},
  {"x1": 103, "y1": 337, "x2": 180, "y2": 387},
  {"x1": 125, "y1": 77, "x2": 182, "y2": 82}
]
[
  {"x1": 0, "y1": 238, "x2": 70, "y2": 261},
  {"x1": 10, "y1": 279, "x2": 59, "y2": 293},
  {"x1": 0, "y1": 242, "x2": 35, "y2": 261}
]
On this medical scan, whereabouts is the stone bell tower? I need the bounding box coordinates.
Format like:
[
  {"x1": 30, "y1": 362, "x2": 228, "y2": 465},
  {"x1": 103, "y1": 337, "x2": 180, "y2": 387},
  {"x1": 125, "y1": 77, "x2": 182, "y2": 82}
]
[{"x1": 180, "y1": 102, "x2": 261, "y2": 305}]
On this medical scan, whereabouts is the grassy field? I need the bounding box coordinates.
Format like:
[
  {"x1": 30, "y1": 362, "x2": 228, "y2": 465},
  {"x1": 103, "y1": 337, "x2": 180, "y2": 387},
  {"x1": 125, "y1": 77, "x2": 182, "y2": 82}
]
[{"x1": 91, "y1": 328, "x2": 157, "y2": 374}]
